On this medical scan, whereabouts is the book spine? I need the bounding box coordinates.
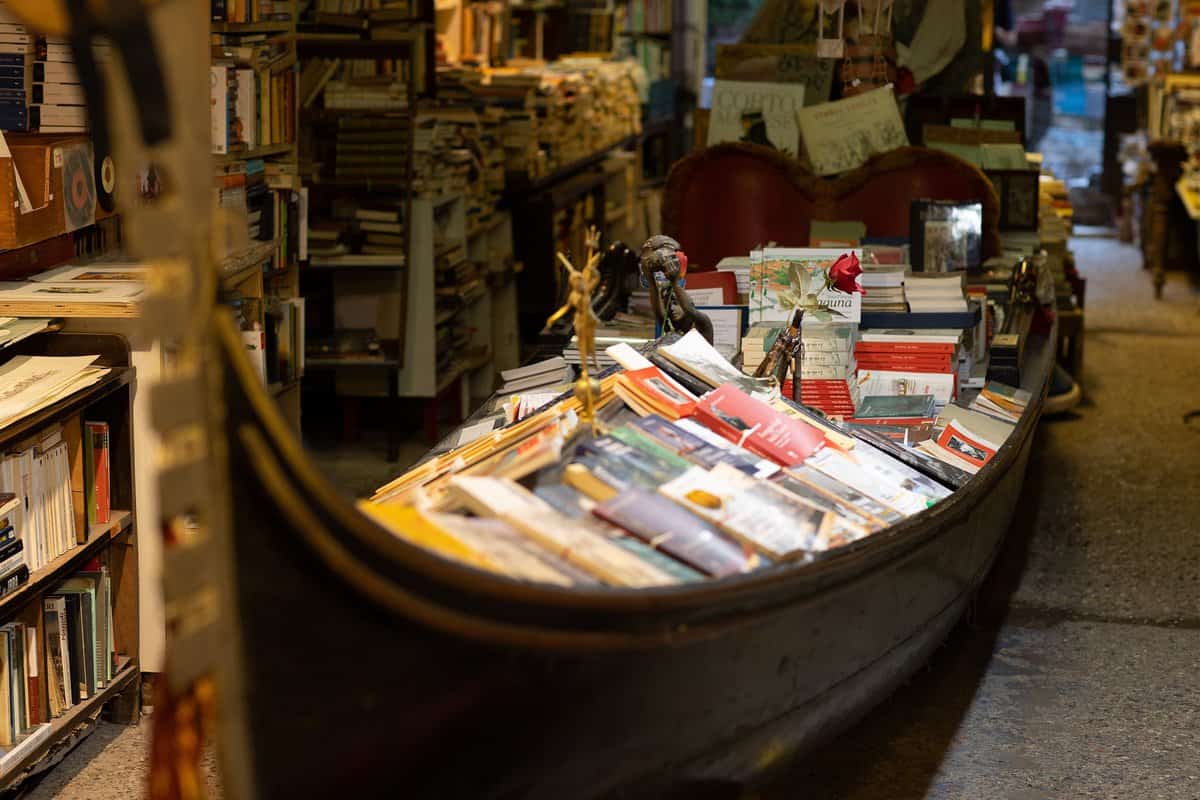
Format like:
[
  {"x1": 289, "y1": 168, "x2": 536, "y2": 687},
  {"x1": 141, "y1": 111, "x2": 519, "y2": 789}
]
[{"x1": 25, "y1": 625, "x2": 38, "y2": 727}]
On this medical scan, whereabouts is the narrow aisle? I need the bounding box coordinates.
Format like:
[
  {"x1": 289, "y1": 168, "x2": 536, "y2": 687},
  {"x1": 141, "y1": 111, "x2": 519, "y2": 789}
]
[{"x1": 763, "y1": 236, "x2": 1200, "y2": 799}]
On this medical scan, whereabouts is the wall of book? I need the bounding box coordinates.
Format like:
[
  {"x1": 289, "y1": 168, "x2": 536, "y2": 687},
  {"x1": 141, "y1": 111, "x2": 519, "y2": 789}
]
[
  {"x1": 0, "y1": 343, "x2": 139, "y2": 787},
  {"x1": 212, "y1": 0, "x2": 305, "y2": 430}
]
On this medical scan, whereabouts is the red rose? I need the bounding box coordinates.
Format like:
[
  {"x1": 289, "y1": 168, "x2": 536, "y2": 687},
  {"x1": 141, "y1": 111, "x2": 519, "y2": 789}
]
[
  {"x1": 675, "y1": 249, "x2": 688, "y2": 277},
  {"x1": 828, "y1": 252, "x2": 864, "y2": 294}
]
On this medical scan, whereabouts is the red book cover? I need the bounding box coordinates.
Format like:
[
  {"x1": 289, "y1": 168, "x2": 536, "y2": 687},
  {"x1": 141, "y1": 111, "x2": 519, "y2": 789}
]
[
  {"x1": 86, "y1": 422, "x2": 111, "y2": 525},
  {"x1": 619, "y1": 366, "x2": 698, "y2": 418},
  {"x1": 695, "y1": 385, "x2": 826, "y2": 466},
  {"x1": 682, "y1": 271, "x2": 738, "y2": 304},
  {"x1": 26, "y1": 626, "x2": 40, "y2": 726},
  {"x1": 854, "y1": 360, "x2": 954, "y2": 375},
  {"x1": 854, "y1": 342, "x2": 957, "y2": 355}
]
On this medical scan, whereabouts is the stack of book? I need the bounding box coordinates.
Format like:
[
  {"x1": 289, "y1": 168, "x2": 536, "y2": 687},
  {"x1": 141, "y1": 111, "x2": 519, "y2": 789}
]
[
  {"x1": 715, "y1": 256, "x2": 752, "y2": 299},
  {"x1": 357, "y1": 205, "x2": 405, "y2": 256},
  {"x1": 916, "y1": 403, "x2": 1015, "y2": 475},
  {"x1": 31, "y1": 35, "x2": 100, "y2": 133},
  {"x1": 0, "y1": 618, "x2": 47, "y2": 751},
  {"x1": 969, "y1": 380, "x2": 1031, "y2": 424},
  {"x1": 782, "y1": 324, "x2": 860, "y2": 418},
  {"x1": 741, "y1": 325, "x2": 778, "y2": 375},
  {"x1": 905, "y1": 272, "x2": 968, "y2": 313},
  {"x1": 0, "y1": 3, "x2": 31, "y2": 132},
  {"x1": 854, "y1": 329, "x2": 962, "y2": 410},
  {"x1": 860, "y1": 264, "x2": 908, "y2": 313},
  {"x1": 330, "y1": 114, "x2": 410, "y2": 183},
  {"x1": 499, "y1": 357, "x2": 573, "y2": 396},
  {"x1": 0, "y1": 425, "x2": 75, "y2": 581},
  {"x1": 412, "y1": 108, "x2": 474, "y2": 199}
]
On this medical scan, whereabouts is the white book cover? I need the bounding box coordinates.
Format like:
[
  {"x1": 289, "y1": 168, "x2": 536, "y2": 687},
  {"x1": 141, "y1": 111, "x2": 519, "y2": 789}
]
[
  {"x1": 210, "y1": 65, "x2": 228, "y2": 154},
  {"x1": 857, "y1": 369, "x2": 956, "y2": 405},
  {"x1": 0, "y1": 355, "x2": 99, "y2": 426},
  {"x1": 706, "y1": 80, "x2": 806, "y2": 156},
  {"x1": 751, "y1": 248, "x2": 863, "y2": 324},
  {"x1": 234, "y1": 68, "x2": 256, "y2": 149}
]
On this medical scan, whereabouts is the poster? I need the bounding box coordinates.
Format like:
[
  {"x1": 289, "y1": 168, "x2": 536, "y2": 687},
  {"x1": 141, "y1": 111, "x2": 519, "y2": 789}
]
[
  {"x1": 795, "y1": 84, "x2": 907, "y2": 175},
  {"x1": 707, "y1": 80, "x2": 807, "y2": 157}
]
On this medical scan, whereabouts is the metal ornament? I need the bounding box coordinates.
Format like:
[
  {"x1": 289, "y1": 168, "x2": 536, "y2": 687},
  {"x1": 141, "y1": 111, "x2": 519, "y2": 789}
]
[{"x1": 545, "y1": 227, "x2": 603, "y2": 427}]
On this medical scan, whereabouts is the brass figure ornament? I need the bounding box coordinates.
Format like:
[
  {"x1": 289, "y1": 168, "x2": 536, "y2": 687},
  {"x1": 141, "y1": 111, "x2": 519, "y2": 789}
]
[{"x1": 544, "y1": 227, "x2": 604, "y2": 427}]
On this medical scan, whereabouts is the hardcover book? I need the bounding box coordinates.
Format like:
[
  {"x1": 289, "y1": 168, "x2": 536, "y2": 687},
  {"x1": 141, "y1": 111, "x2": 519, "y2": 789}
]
[
  {"x1": 660, "y1": 464, "x2": 834, "y2": 560},
  {"x1": 694, "y1": 384, "x2": 825, "y2": 466},
  {"x1": 749, "y1": 248, "x2": 863, "y2": 325}
]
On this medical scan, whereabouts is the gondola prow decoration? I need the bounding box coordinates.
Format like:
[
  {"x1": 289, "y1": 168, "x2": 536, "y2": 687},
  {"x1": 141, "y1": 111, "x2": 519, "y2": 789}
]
[{"x1": 544, "y1": 227, "x2": 604, "y2": 429}]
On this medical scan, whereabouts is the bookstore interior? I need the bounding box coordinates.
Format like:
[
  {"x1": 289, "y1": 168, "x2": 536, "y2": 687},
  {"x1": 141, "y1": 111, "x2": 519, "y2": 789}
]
[{"x1": 0, "y1": 0, "x2": 1174, "y2": 795}]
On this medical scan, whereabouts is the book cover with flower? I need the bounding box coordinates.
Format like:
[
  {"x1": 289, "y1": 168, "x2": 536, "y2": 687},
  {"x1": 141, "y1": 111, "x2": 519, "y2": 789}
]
[{"x1": 749, "y1": 248, "x2": 863, "y2": 325}]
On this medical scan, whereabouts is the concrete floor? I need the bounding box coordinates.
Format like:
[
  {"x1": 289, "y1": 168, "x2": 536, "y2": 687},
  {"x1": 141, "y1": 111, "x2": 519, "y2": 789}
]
[{"x1": 19, "y1": 234, "x2": 1200, "y2": 798}]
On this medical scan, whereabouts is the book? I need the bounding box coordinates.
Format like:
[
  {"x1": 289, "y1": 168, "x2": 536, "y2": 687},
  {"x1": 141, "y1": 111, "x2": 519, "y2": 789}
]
[
  {"x1": 909, "y1": 200, "x2": 982, "y2": 272},
  {"x1": 42, "y1": 596, "x2": 70, "y2": 715},
  {"x1": 593, "y1": 488, "x2": 753, "y2": 577},
  {"x1": 672, "y1": 418, "x2": 781, "y2": 478},
  {"x1": 768, "y1": 470, "x2": 883, "y2": 534},
  {"x1": 85, "y1": 421, "x2": 110, "y2": 525},
  {"x1": 934, "y1": 419, "x2": 1002, "y2": 471},
  {"x1": 805, "y1": 447, "x2": 929, "y2": 517},
  {"x1": 446, "y1": 477, "x2": 677, "y2": 587},
  {"x1": 856, "y1": 369, "x2": 956, "y2": 407},
  {"x1": 750, "y1": 248, "x2": 863, "y2": 325},
  {"x1": 852, "y1": 394, "x2": 938, "y2": 421},
  {"x1": 694, "y1": 384, "x2": 825, "y2": 467},
  {"x1": 359, "y1": 502, "x2": 578, "y2": 586},
  {"x1": 613, "y1": 366, "x2": 698, "y2": 420},
  {"x1": 657, "y1": 329, "x2": 774, "y2": 395},
  {"x1": 625, "y1": 415, "x2": 772, "y2": 478},
  {"x1": 660, "y1": 464, "x2": 834, "y2": 560},
  {"x1": 532, "y1": 485, "x2": 706, "y2": 583}
]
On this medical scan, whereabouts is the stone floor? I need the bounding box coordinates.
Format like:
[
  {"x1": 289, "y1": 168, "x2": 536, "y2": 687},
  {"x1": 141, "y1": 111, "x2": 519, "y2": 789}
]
[{"x1": 19, "y1": 235, "x2": 1200, "y2": 799}]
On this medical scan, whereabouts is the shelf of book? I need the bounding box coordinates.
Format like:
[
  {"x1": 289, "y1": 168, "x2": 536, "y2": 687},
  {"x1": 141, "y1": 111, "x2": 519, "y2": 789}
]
[
  {"x1": 0, "y1": 369, "x2": 132, "y2": 454},
  {"x1": 0, "y1": 658, "x2": 138, "y2": 788},
  {"x1": 0, "y1": 332, "x2": 139, "y2": 786},
  {"x1": 0, "y1": 511, "x2": 132, "y2": 619},
  {"x1": 213, "y1": 0, "x2": 305, "y2": 432}
]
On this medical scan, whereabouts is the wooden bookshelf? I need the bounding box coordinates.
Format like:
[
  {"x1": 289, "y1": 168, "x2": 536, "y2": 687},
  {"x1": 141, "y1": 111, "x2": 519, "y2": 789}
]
[
  {"x1": 0, "y1": 332, "x2": 140, "y2": 791},
  {"x1": 212, "y1": 0, "x2": 305, "y2": 432}
]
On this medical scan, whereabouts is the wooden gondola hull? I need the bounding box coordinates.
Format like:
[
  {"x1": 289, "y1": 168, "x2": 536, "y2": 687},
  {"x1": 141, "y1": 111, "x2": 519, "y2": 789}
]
[{"x1": 219, "y1": 316, "x2": 1050, "y2": 799}]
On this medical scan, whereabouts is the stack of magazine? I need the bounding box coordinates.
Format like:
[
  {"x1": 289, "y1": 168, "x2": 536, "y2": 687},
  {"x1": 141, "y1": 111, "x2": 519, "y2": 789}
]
[{"x1": 366, "y1": 329, "x2": 1030, "y2": 587}]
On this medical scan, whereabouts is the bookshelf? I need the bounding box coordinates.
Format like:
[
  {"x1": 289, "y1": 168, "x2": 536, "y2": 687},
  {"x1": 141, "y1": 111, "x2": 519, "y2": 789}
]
[
  {"x1": 296, "y1": 2, "x2": 436, "y2": 451},
  {"x1": 0, "y1": 332, "x2": 140, "y2": 791},
  {"x1": 211, "y1": 0, "x2": 305, "y2": 433}
]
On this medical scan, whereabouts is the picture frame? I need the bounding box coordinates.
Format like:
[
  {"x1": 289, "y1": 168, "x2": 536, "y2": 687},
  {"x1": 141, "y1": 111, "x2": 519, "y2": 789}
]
[{"x1": 986, "y1": 169, "x2": 1040, "y2": 231}]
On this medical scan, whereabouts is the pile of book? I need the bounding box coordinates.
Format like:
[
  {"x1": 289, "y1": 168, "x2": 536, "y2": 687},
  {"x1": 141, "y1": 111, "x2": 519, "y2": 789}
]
[
  {"x1": 412, "y1": 108, "x2": 475, "y2": 199},
  {"x1": 854, "y1": 329, "x2": 961, "y2": 412},
  {"x1": 781, "y1": 325, "x2": 860, "y2": 418},
  {"x1": 29, "y1": 34, "x2": 105, "y2": 133},
  {"x1": 368, "y1": 329, "x2": 967, "y2": 586},
  {"x1": 328, "y1": 113, "x2": 409, "y2": 183},
  {"x1": 915, "y1": 399, "x2": 1018, "y2": 475},
  {"x1": 860, "y1": 243, "x2": 910, "y2": 313},
  {"x1": 905, "y1": 273, "x2": 968, "y2": 313},
  {"x1": 969, "y1": 381, "x2": 1031, "y2": 424}
]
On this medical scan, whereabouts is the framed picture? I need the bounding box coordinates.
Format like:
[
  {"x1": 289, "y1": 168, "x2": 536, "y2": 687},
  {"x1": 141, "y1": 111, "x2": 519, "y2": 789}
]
[{"x1": 987, "y1": 169, "x2": 1040, "y2": 231}]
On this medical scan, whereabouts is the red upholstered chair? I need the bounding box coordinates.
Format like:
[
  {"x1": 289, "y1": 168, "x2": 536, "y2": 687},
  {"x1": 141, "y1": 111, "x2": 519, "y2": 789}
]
[{"x1": 662, "y1": 143, "x2": 1001, "y2": 271}]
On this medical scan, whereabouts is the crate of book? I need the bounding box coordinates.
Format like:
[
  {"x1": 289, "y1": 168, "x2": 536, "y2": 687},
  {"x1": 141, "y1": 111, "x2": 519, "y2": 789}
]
[{"x1": 0, "y1": 135, "x2": 100, "y2": 250}]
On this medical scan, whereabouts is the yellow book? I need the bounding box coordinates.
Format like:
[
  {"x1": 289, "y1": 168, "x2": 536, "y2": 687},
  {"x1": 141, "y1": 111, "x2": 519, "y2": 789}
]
[{"x1": 357, "y1": 502, "x2": 496, "y2": 573}]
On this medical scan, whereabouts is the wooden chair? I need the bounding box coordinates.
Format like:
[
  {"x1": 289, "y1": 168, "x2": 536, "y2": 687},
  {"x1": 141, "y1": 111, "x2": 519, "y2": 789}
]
[{"x1": 662, "y1": 143, "x2": 1001, "y2": 271}]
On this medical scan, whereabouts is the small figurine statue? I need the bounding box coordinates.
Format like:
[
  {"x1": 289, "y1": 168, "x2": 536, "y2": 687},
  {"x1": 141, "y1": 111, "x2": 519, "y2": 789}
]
[
  {"x1": 544, "y1": 227, "x2": 604, "y2": 428},
  {"x1": 639, "y1": 235, "x2": 715, "y2": 344}
]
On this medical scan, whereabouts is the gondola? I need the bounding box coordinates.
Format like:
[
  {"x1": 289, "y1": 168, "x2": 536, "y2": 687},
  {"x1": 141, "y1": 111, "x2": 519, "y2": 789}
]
[{"x1": 215, "y1": 303, "x2": 1054, "y2": 798}]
